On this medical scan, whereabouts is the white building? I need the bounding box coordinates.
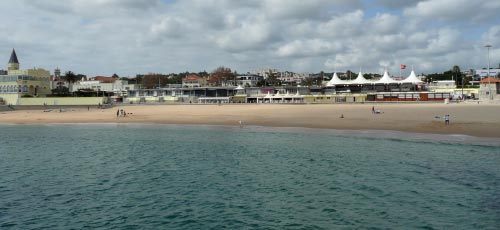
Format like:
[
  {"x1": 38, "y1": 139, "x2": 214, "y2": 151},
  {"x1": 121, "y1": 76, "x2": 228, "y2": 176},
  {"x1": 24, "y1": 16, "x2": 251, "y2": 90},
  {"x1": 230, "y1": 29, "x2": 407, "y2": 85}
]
[{"x1": 72, "y1": 79, "x2": 138, "y2": 95}]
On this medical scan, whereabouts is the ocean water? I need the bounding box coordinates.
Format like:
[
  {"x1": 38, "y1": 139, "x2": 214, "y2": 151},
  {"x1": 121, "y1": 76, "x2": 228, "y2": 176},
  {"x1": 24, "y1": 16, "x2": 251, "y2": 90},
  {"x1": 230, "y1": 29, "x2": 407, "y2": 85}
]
[{"x1": 0, "y1": 124, "x2": 499, "y2": 229}]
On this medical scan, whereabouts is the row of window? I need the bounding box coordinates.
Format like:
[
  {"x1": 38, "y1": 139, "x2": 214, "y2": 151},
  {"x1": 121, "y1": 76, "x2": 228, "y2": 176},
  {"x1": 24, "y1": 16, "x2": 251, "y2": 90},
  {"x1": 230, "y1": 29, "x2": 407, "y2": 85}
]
[
  {"x1": 0, "y1": 75, "x2": 49, "y2": 82},
  {"x1": 0, "y1": 85, "x2": 31, "y2": 93}
]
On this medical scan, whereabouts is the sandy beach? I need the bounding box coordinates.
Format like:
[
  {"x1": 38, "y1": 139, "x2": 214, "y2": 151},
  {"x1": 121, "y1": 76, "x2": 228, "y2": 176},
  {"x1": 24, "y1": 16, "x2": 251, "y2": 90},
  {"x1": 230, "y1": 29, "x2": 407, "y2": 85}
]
[{"x1": 1, "y1": 103, "x2": 500, "y2": 137}]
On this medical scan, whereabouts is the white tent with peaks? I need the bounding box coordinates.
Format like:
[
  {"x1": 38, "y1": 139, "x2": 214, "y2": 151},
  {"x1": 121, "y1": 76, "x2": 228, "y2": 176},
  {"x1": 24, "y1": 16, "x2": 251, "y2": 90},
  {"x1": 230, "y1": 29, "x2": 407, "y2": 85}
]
[
  {"x1": 376, "y1": 71, "x2": 399, "y2": 84},
  {"x1": 326, "y1": 72, "x2": 347, "y2": 86},
  {"x1": 400, "y1": 70, "x2": 423, "y2": 84},
  {"x1": 350, "y1": 72, "x2": 373, "y2": 85}
]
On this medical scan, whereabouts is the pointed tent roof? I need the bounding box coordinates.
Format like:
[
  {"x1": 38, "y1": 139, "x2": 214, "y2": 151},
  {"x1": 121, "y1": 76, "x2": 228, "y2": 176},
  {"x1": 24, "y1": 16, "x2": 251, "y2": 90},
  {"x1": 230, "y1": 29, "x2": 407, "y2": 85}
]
[
  {"x1": 9, "y1": 49, "x2": 19, "y2": 64},
  {"x1": 401, "y1": 70, "x2": 423, "y2": 84},
  {"x1": 351, "y1": 72, "x2": 372, "y2": 84},
  {"x1": 376, "y1": 71, "x2": 399, "y2": 84},
  {"x1": 326, "y1": 72, "x2": 348, "y2": 86}
]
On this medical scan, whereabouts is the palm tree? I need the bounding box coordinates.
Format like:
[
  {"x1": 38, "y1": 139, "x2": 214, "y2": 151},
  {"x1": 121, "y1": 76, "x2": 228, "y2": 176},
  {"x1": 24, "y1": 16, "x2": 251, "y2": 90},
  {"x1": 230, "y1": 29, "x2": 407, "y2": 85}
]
[
  {"x1": 63, "y1": 71, "x2": 78, "y2": 94},
  {"x1": 451, "y1": 65, "x2": 461, "y2": 86}
]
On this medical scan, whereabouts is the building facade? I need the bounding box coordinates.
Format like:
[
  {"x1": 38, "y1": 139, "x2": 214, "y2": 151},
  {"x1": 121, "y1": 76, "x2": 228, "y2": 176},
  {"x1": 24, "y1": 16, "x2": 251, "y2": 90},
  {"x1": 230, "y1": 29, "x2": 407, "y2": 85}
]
[
  {"x1": 0, "y1": 49, "x2": 51, "y2": 104},
  {"x1": 479, "y1": 77, "x2": 500, "y2": 100}
]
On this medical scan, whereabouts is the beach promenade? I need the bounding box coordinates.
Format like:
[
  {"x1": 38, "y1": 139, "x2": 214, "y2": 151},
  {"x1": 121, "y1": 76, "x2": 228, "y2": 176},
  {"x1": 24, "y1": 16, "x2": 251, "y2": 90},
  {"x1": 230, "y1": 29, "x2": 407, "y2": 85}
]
[{"x1": 1, "y1": 103, "x2": 500, "y2": 138}]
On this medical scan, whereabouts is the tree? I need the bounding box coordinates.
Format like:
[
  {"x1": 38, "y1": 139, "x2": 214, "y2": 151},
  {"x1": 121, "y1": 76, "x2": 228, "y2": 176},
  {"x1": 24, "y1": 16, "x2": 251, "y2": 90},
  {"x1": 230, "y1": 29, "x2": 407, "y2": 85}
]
[
  {"x1": 63, "y1": 71, "x2": 78, "y2": 93},
  {"x1": 209, "y1": 66, "x2": 235, "y2": 86},
  {"x1": 142, "y1": 74, "x2": 169, "y2": 89},
  {"x1": 452, "y1": 65, "x2": 466, "y2": 86},
  {"x1": 112, "y1": 73, "x2": 119, "y2": 79},
  {"x1": 344, "y1": 70, "x2": 354, "y2": 80},
  {"x1": 265, "y1": 71, "x2": 281, "y2": 86}
]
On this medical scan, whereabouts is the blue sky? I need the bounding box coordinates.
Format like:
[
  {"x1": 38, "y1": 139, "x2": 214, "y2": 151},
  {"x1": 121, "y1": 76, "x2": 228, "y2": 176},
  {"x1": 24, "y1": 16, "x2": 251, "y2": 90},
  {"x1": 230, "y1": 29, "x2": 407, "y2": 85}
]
[{"x1": 0, "y1": 0, "x2": 499, "y2": 77}]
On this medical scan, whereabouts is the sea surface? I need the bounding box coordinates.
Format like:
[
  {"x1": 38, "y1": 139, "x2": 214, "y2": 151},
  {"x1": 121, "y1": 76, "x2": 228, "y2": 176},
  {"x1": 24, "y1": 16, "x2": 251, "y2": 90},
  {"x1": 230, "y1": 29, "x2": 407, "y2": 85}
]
[{"x1": 0, "y1": 124, "x2": 499, "y2": 229}]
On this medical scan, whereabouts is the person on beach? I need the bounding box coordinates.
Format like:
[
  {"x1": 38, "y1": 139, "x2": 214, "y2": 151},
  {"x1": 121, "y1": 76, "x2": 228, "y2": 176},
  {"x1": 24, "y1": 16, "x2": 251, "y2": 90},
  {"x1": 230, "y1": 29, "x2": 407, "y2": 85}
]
[
  {"x1": 116, "y1": 109, "x2": 120, "y2": 118},
  {"x1": 444, "y1": 114, "x2": 450, "y2": 125},
  {"x1": 372, "y1": 106, "x2": 375, "y2": 114}
]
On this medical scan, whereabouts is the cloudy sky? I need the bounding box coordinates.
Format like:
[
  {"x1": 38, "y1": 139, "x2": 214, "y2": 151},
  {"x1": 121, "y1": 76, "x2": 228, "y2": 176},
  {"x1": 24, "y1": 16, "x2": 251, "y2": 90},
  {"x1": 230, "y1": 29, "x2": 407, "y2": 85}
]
[{"x1": 1, "y1": 0, "x2": 499, "y2": 77}]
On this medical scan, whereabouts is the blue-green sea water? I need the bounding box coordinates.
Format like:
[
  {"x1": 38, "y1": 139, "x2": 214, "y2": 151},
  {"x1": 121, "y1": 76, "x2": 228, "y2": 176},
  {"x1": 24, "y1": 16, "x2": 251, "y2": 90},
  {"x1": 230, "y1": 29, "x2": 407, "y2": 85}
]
[{"x1": 0, "y1": 124, "x2": 499, "y2": 229}]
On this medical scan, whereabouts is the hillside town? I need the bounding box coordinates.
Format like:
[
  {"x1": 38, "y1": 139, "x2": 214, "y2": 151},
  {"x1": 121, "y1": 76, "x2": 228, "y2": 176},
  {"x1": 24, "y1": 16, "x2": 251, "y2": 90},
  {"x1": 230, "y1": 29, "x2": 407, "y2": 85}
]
[{"x1": 1, "y1": 49, "x2": 499, "y2": 107}]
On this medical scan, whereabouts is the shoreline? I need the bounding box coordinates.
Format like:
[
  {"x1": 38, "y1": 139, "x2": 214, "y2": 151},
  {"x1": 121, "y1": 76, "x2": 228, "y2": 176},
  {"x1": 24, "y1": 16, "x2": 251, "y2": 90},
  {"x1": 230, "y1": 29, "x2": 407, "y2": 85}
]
[
  {"x1": 1, "y1": 103, "x2": 500, "y2": 138},
  {"x1": 2, "y1": 122, "x2": 500, "y2": 147}
]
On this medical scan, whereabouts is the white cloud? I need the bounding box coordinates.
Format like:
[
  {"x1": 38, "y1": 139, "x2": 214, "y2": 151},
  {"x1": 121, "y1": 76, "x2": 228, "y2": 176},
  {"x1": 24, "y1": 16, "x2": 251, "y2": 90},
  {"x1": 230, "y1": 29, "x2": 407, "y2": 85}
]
[
  {"x1": 318, "y1": 10, "x2": 364, "y2": 38},
  {"x1": 150, "y1": 16, "x2": 184, "y2": 38},
  {"x1": 404, "y1": 0, "x2": 499, "y2": 24},
  {"x1": 214, "y1": 15, "x2": 271, "y2": 52},
  {"x1": 277, "y1": 39, "x2": 342, "y2": 57},
  {"x1": 370, "y1": 13, "x2": 399, "y2": 34},
  {"x1": 0, "y1": 0, "x2": 498, "y2": 76}
]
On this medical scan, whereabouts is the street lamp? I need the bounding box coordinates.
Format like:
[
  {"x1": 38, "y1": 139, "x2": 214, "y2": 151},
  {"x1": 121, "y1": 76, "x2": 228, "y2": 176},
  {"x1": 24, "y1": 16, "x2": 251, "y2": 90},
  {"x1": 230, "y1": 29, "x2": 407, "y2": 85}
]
[{"x1": 485, "y1": 44, "x2": 492, "y2": 100}]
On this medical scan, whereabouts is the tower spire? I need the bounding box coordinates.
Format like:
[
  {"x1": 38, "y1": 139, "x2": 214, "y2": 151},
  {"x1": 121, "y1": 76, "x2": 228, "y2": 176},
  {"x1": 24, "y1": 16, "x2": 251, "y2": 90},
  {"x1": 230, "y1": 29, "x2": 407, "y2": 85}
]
[
  {"x1": 8, "y1": 48, "x2": 19, "y2": 64},
  {"x1": 7, "y1": 48, "x2": 20, "y2": 72}
]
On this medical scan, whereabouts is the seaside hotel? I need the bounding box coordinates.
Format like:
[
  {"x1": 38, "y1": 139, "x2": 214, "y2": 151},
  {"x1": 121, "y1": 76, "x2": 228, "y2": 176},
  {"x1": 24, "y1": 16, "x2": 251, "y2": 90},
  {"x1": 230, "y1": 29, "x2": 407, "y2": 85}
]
[{"x1": 0, "y1": 49, "x2": 51, "y2": 104}]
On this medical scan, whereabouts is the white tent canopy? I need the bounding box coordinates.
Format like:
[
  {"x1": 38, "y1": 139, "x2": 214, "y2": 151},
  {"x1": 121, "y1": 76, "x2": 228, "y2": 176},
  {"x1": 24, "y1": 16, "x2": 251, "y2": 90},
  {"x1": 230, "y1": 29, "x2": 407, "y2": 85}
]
[
  {"x1": 327, "y1": 69, "x2": 421, "y2": 86},
  {"x1": 326, "y1": 72, "x2": 348, "y2": 86},
  {"x1": 376, "y1": 71, "x2": 399, "y2": 84},
  {"x1": 350, "y1": 72, "x2": 373, "y2": 85},
  {"x1": 400, "y1": 70, "x2": 423, "y2": 84}
]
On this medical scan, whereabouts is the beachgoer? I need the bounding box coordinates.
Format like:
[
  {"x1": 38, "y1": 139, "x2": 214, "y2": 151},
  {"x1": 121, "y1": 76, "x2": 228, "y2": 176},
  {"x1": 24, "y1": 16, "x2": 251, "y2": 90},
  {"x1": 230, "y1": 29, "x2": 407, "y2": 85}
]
[
  {"x1": 372, "y1": 106, "x2": 375, "y2": 114},
  {"x1": 444, "y1": 114, "x2": 450, "y2": 125},
  {"x1": 123, "y1": 110, "x2": 126, "y2": 117},
  {"x1": 116, "y1": 109, "x2": 120, "y2": 118}
]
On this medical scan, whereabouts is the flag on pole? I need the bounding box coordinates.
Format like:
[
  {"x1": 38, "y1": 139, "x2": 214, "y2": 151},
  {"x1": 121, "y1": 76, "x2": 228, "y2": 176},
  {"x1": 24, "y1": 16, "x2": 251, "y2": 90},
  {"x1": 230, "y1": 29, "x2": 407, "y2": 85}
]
[{"x1": 400, "y1": 64, "x2": 407, "y2": 69}]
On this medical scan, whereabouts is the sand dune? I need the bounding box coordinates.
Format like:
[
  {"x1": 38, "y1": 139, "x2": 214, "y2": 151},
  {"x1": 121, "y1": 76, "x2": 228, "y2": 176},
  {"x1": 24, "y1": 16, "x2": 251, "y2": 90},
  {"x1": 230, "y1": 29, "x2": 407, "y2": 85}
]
[{"x1": 1, "y1": 103, "x2": 500, "y2": 137}]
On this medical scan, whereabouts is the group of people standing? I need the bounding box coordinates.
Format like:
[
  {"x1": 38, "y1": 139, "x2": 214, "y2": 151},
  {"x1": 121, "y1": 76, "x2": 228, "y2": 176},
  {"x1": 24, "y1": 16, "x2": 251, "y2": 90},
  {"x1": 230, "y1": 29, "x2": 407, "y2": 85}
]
[{"x1": 116, "y1": 109, "x2": 127, "y2": 118}]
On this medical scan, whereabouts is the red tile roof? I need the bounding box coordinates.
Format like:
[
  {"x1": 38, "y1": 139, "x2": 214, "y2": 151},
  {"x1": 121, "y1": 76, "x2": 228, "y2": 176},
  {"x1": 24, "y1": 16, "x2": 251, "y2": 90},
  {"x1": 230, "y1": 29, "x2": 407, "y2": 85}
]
[
  {"x1": 183, "y1": 74, "x2": 201, "y2": 81},
  {"x1": 92, "y1": 76, "x2": 117, "y2": 83},
  {"x1": 480, "y1": 77, "x2": 500, "y2": 83}
]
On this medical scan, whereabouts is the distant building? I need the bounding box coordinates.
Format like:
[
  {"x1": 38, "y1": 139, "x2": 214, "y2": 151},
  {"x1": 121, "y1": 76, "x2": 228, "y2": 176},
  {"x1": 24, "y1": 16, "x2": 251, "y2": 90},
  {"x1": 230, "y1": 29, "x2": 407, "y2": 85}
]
[
  {"x1": 89, "y1": 76, "x2": 118, "y2": 83},
  {"x1": 182, "y1": 74, "x2": 205, "y2": 88},
  {"x1": 72, "y1": 76, "x2": 136, "y2": 96},
  {"x1": 0, "y1": 49, "x2": 51, "y2": 104},
  {"x1": 236, "y1": 74, "x2": 262, "y2": 87},
  {"x1": 479, "y1": 77, "x2": 500, "y2": 100},
  {"x1": 474, "y1": 69, "x2": 500, "y2": 80}
]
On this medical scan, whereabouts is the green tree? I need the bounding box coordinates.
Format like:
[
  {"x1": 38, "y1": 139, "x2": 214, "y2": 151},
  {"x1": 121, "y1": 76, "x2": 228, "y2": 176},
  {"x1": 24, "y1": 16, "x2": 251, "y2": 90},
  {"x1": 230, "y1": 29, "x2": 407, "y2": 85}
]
[
  {"x1": 344, "y1": 70, "x2": 354, "y2": 80},
  {"x1": 63, "y1": 71, "x2": 78, "y2": 93},
  {"x1": 452, "y1": 65, "x2": 467, "y2": 86}
]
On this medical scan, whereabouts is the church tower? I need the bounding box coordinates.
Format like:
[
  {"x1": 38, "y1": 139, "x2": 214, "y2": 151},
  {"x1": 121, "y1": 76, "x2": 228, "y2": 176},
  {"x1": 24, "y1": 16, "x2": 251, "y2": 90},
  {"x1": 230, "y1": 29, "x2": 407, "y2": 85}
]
[
  {"x1": 54, "y1": 67, "x2": 61, "y2": 81},
  {"x1": 7, "y1": 48, "x2": 19, "y2": 71}
]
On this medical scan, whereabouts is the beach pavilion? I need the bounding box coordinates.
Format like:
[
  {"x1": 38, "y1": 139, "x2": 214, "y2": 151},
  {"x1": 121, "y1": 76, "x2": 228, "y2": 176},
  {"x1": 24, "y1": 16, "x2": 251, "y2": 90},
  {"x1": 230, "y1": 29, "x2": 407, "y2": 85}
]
[{"x1": 326, "y1": 70, "x2": 424, "y2": 93}]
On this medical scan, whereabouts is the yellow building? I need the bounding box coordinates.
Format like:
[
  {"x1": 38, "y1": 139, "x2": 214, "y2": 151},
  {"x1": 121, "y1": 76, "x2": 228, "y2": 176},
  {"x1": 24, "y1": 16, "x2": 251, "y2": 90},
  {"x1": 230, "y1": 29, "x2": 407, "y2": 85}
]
[{"x1": 0, "y1": 49, "x2": 51, "y2": 105}]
